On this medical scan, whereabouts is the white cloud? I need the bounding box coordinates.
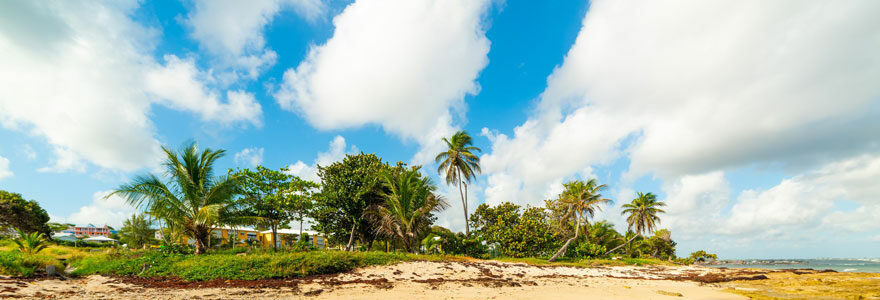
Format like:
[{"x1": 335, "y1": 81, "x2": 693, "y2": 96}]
[
  {"x1": 275, "y1": 0, "x2": 491, "y2": 165},
  {"x1": 480, "y1": 0, "x2": 880, "y2": 211},
  {"x1": 0, "y1": 155, "x2": 12, "y2": 179},
  {"x1": 234, "y1": 147, "x2": 264, "y2": 167},
  {"x1": 58, "y1": 190, "x2": 138, "y2": 228},
  {"x1": 37, "y1": 146, "x2": 86, "y2": 173},
  {"x1": 0, "y1": 1, "x2": 263, "y2": 172},
  {"x1": 284, "y1": 135, "x2": 357, "y2": 182},
  {"x1": 184, "y1": 0, "x2": 325, "y2": 80}
]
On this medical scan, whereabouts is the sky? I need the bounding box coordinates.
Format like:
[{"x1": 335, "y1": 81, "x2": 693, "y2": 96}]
[{"x1": 1, "y1": 0, "x2": 879, "y2": 259}]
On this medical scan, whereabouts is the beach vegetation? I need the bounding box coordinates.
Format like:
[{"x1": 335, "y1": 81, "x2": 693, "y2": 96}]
[
  {"x1": 547, "y1": 179, "x2": 613, "y2": 261},
  {"x1": 469, "y1": 202, "x2": 559, "y2": 258},
  {"x1": 435, "y1": 130, "x2": 481, "y2": 235},
  {"x1": 12, "y1": 228, "x2": 48, "y2": 254},
  {"x1": 119, "y1": 213, "x2": 157, "y2": 249},
  {"x1": 367, "y1": 164, "x2": 447, "y2": 253},
  {"x1": 0, "y1": 190, "x2": 51, "y2": 236},
  {"x1": 605, "y1": 192, "x2": 666, "y2": 255}
]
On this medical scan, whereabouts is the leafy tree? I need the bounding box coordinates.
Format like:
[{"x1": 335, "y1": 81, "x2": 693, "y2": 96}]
[
  {"x1": 110, "y1": 141, "x2": 242, "y2": 254},
  {"x1": 470, "y1": 202, "x2": 558, "y2": 258},
  {"x1": 285, "y1": 176, "x2": 320, "y2": 237},
  {"x1": 313, "y1": 153, "x2": 386, "y2": 251},
  {"x1": 636, "y1": 229, "x2": 676, "y2": 259},
  {"x1": 586, "y1": 221, "x2": 624, "y2": 251},
  {"x1": 119, "y1": 214, "x2": 156, "y2": 249},
  {"x1": 429, "y1": 225, "x2": 486, "y2": 257},
  {"x1": 548, "y1": 179, "x2": 612, "y2": 261},
  {"x1": 435, "y1": 130, "x2": 481, "y2": 235},
  {"x1": 230, "y1": 166, "x2": 316, "y2": 251},
  {"x1": 689, "y1": 250, "x2": 718, "y2": 263},
  {"x1": 606, "y1": 192, "x2": 666, "y2": 255},
  {"x1": 13, "y1": 228, "x2": 48, "y2": 254},
  {"x1": 0, "y1": 191, "x2": 51, "y2": 236},
  {"x1": 368, "y1": 165, "x2": 447, "y2": 252},
  {"x1": 48, "y1": 222, "x2": 74, "y2": 232}
]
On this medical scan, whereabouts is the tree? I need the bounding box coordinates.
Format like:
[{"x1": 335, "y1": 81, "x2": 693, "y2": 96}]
[
  {"x1": 48, "y1": 223, "x2": 74, "y2": 232},
  {"x1": 110, "y1": 141, "x2": 242, "y2": 254},
  {"x1": 368, "y1": 165, "x2": 447, "y2": 253},
  {"x1": 549, "y1": 179, "x2": 613, "y2": 261},
  {"x1": 435, "y1": 131, "x2": 481, "y2": 235},
  {"x1": 605, "y1": 192, "x2": 666, "y2": 255},
  {"x1": 0, "y1": 191, "x2": 51, "y2": 236},
  {"x1": 284, "y1": 176, "x2": 320, "y2": 237},
  {"x1": 119, "y1": 214, "x2": 156, "y2": 249},
  {"x1": 230, "y1": 166, "x2": 303, "y2": 251},
  {"x1": 470, "y1": 202, "x2": 558, "y2": 258},
  {"x1": 689, "y1": 250, "x2": 718, "y2": 263},
  {"x1": 313, "y1": 153, "x2": 386, "y2": 251},
  {"x1": 13, "y1": 228, "x2": 47, "y2": 254}
]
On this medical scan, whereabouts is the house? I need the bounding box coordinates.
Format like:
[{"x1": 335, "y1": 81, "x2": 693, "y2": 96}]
[
  {"x1": 51, "y1": 232, "x2": 78, "y2": 242},
  {"x1": 63, "y1": 224, "x2": 111, "y2": 237},
  {"x1": 259, "y1": 229, "x2": 327, "y2": 249},
  {"x1": 211, "y1": 226, "x2": 260, "y2": 246}
]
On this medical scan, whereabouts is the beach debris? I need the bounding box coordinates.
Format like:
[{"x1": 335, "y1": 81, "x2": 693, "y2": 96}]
[{"x1": 656, "y1": 290, "x2": 683, "y2": 297}]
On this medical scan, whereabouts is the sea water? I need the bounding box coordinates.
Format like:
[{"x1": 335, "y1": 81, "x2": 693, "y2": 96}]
[{"x1": 710, "y1": 258, "x2": 880, "y2": 273}]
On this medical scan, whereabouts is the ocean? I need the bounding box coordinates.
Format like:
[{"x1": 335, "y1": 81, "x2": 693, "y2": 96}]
[{"x1": 710, "y1": 258, "x2": 880, "y2": 273}]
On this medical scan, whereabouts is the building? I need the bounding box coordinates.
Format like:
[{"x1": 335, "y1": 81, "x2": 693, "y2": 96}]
[
  {"x1": 211, "y1": 226, "x2": 260, "y2": 246},
  {"x1": 63, "y1": 224, "x2": 111, "y2": 237},
  {"x1": 259, "y1": 229, "x2": 326, "y2": 249}
]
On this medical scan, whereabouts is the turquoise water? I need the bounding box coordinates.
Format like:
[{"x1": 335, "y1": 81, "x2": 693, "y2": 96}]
[{"x1": 710, "y1": 258, "x2": 880, "y2": 273}]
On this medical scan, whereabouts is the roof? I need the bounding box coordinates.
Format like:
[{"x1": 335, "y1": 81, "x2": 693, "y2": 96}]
[
  {"x1": 260, "y1": 229, "x2": 322, "y2": 236},
  {"x1": 212, "y1": 225, "x2": 257, "y2": 232},
  {"x1": 83, "y1": 236, "x2": 117, "y2": 242}
]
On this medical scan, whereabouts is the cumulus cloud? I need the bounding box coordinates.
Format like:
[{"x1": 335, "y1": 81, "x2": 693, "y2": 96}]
[
  {"x1": 184, "y1": 0, "x2": 325, "y2": 80},
  {"x1": 275, "y1": 0, "x2": 491, "y2": 165},
  {"x1": 57, "y1": 190, "x2": 138, "y2": 228},
  {"x1": 0, "y1": 1, "x2": 262, "y2": 172},
  {"x1": 0, "y1": 155, "x2": 12, "y2": 179},
  {"x1": 480, "y1": 0, "x2": 880, "y2": 211},
  {"x1": 234, "y1": 147, "x2": 264, "y2": 167},
  {"x1": 284, "y1": 135, "x2": 357, "y2": 182}
]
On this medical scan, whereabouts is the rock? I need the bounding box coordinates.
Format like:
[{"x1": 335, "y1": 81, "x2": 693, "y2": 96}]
[{"x1": 46, "y1": 265, "x2": 57, "y2": 276}]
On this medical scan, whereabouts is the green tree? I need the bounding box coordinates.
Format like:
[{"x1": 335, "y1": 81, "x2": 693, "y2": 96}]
[
  {"x1": 47, "y1": 222, "x2": 74, "y2": 232},
  {"x1": 606, "y1": 192, "x2": 666, "y2": 255},
  {"x1": 368, "y1": 165, "x2": 447, "y2": 252},
  {"x1": 110, "y1": 141, "x2": 242, "y2": 254},
  {"x1": 689, "y1": 250, "x2": 718, "y2": 263},
  {"x1": 470, "y1": 202, "x2": 558, "y2": 258},
  {"x1": 435, "y1": 131, "x2": 481, "y2": 235},
  {"x1": 285, "y1": 176, "x2": 320, "y2": 237},
  {"x1": 13, "y1": 228, "x2": 48, "y2": 254},
  {"x1": 313, "y1": 153, "x2": 386, "y2": 251},
  {"x1": 119, "y1": 214, "x2": 156, "y2": 249},
  {"x1": 230, "y1": 166, "x2": 306, "y2": 251},
  {"x1": 0, "y1": 191, "x2": 51, "y2": 236},
  {"x1": 549, "y1": 179, "x2": 613, "y2": 261}
]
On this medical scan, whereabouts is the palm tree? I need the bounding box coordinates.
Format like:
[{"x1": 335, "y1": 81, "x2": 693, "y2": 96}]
[
  {"x1": 13, "y1": 228, "x2": 47, "y2": 254},
  {"x1": 435, "y1": 131, "x2": 481, "y2": 235},
  {"x1": 110, "y1": 142, "x2": 241, "y2": 254},
  {"x1": 548, "y1": 179, "x2": 612, "y2": 261},
  {"x1": 605, "y1": 192, "x2": 665, "y2": 255},
  {"x1": 369, "y1": 167, "x2": 448, "y2": 252}
]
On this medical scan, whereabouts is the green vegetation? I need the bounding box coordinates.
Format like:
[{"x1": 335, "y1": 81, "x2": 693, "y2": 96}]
[
  {"x1": 0, "y1": 190, "x2": 51, "y2": 236},
  {"x1": 119, "y1": 214, "x2": 157, "y2": 249},
  {"x1": 547, "y1": 179, "x2": 612, "y2": 261},
  {"x1": 110, "y1": 142, "x2": 243, "y2": 254},
  {"x1": 435, "y1": 130, "x2": 481, "y2": 235},
  {"x1": 470, "y1": 202, "x2": 558, "y2": 258},
  {"x1": 70, "y1": 250, "x2": 413, "y2": 281},
  {"x1": 0, "y1": 251, "x2": 61, "y2": 277},
  {"x1": 12, "y1": 228, "x2": 48, "y2": 254},
  {"x1": 606, "y1": 192, "x2": 666, "y2": 255},
  {"x1": 368, "y1": 165, "x2": 447, "y2": 252}
]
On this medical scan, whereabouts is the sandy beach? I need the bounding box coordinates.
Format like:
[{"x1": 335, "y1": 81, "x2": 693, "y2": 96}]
[{"x1": 0, "y1": 260, "x2": 767, "y2": 299}]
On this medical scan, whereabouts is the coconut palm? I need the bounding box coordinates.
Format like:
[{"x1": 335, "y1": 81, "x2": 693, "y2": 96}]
[
  {"x1": 369, "y1": 167, "x2": 448, "y2": 252},
  {"x1": 13, "y1": 228, "x2": 47, "y2": 254},
  {"x1": 435, "y1": 131, "x2": 481, "y2": 235},
  {"x1": 110, "y1": 142, "x2": 241, "y2": 254},
  {"x1": 605, "y1": 192, "x2": 665, "y2": 255},
  {"x1": 548, "y1": 179, "x2": 612, "y2": 261}
]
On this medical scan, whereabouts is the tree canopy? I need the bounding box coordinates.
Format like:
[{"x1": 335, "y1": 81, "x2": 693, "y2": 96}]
[{"x1": 0, "y1": 190, "x2": 51, "y2": 236}]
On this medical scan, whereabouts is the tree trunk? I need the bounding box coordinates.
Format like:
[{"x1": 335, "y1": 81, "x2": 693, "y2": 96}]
[
  {"x1": 345, "y1": 223, "x2": 357, "y2": 251},
  {"x1": 457, "y1": 169, "x2": 469, "y2": 235},
  {"x1": 549, "y1": 216, "x2": 581, "y2": 262},
  {"x1": 271, "y1": 222, "x2": 278, "y2": 252},
  {"x1": 299, "y1": 212, "x2": 304, "y2": 237},
  {"x1": 605, "y1": 234, "x2": 639, "y2": 256},
  {"x1": 193, "y1": 228, "x2": 208, "y2": 254}
]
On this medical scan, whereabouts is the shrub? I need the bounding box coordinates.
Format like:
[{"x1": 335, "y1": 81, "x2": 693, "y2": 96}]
[
  {"x1": 568, "y1": 241, "x2": 607, "y2": 259},
  {"x1": 0, "y1": 251, "x2": 61, "y2": 277}
]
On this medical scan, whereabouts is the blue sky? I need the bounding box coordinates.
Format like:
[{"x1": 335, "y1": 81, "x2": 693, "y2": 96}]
[{"x1": 1, "y1": 0, "x2": 879, "y2": 259}]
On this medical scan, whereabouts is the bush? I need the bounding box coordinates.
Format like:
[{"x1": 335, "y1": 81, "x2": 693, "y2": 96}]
[
  {"x1": 70, "y1": 250, "x2": 413, "y2": 281},
  {"x1": 568, "y1": 241, "x2": 607, "y2": 259},
  {"x1": 0, "y1": 251, "x2": 61, "y2": 277}
]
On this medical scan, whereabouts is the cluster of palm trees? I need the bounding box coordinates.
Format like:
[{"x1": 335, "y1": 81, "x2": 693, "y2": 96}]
[{"x1": 111, "y1": 131, "x2": 666, "y2": 257}]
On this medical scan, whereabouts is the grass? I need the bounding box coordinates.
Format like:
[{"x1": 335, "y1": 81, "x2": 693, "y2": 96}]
[
  {"x1": 0, "y1": 251, "x2": 63, "y2": 277},
  {"x1": 70, "y1": 250, "x2": 416, "y2": 281}
]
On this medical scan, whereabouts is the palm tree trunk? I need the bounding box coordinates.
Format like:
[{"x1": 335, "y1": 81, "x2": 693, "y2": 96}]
[
  {"x1": 605, "y1": 234, "x2": 638, "y2": 256},
  {"x1": 549, "y1": 216, "x2": 581, "y2": 262},
  {"x1": 457, "y1": 169, "x2": 469, "y2": 235},
  {"x1": 345, "y1": 223, "x2": 357, "y2": 251}
]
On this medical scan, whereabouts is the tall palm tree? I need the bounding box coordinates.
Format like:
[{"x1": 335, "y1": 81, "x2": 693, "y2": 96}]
[
  {"x1": 605, "y1": 192, "x2": 665, "y2": 255},
  {"x1": 369, "y1": 167, "x2": 448, "y2": 252},
  {"x1": 110, "y1": 142, "x2": 241, "y2": 254},
  {"x1": 548, "y1": 179, "x2": 612, "y2": 261},
  {"x1": 435, "y1": 130, "x2": 481, "y2": 235}
]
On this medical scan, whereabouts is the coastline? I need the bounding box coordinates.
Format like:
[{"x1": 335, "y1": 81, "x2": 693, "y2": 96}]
[{"x1": 7, "y1": 260, "x2": 875, "y2": 299}]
